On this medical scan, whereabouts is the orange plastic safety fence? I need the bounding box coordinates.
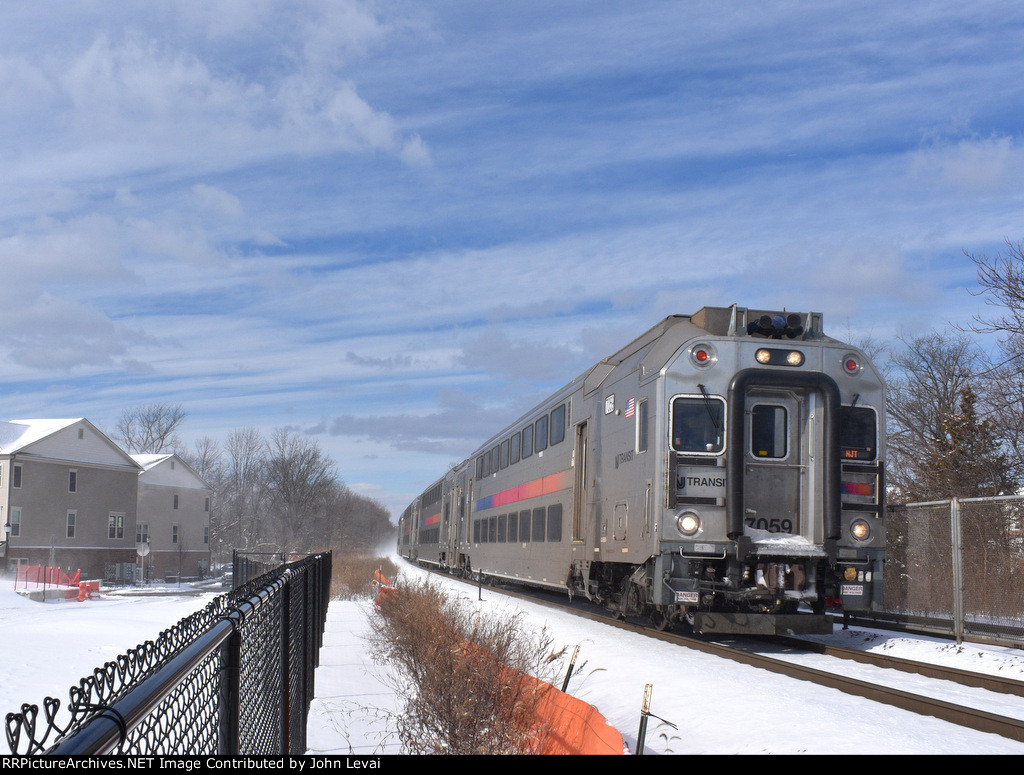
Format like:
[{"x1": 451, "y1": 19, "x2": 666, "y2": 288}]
[
  {"x1": 16, "y1": 565, "x2": 81, "y2": 588},
  {"x1": 368, "y1": 571, "x2": 625, "y2": 754}
]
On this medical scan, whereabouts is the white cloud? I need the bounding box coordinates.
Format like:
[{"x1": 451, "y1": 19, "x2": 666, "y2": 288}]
[{"x1": 910, "y1": 135, "x2": 1024, "y2": 194}]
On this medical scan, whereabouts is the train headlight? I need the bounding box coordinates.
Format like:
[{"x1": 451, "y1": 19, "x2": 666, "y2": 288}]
[
  {"x1": 676, "y1": 511, "x2": 701, "y2": 536},
  {"x1": 755, "y1": 348, "x2": 804, "y2": 366},
  {"x1": 850, "y1": 519, "x2": 871, "y2": 542}
]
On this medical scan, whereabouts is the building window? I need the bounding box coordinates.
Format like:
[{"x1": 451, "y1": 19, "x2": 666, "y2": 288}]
[
  {"x1": 69, "y1": 470, "x2": 77, "y2": 493},
  {"x1": 204, "y1": 497, "x2": 210, "y2": 513},
  {"x1": 78, "y1": 428, "x2": 84, "y2": 440},
  {"x1": 10, "y1": 508, "x2": 21, "y2": 538},
  {"x1": 66, "y1": 511, "x2": 76, "y2": 539},
  {"x1": 137, "y1": 523, "x2": 149, "y2": 544},
  {"x1": 204, "y1": 526, "x2": 209, "y2": 545},
  {"x1": 173, "y1": 494, "x2": 179, "y2": 510},
  {"x1": 108, "y1": 513, "x2": 124, "y2": 540},
  {"x1": 12, "y1": 464, "x2": 22, "y2": 489},
  {"x1": 172, "y1": 524, "x2": 179, "y2": 544}
]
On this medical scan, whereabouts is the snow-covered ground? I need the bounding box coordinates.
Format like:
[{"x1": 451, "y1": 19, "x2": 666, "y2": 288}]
[
  {"x1": 333, "y1": 561, "x2": 1024, "y2": 755},
  {"x1": 5, "y1": 567, "x2": 1024, "y2": 755},
  {"x1": 0, "y1": 581, "x2": 220, "y2": 730}
]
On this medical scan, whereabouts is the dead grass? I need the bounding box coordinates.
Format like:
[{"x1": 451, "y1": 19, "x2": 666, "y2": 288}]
[
  {"x1": 331, "y1": 555, "x2": 400, "y2": 600},
  {"x1": 366, "y1": 578, "x2": 561, "y2": 755}
]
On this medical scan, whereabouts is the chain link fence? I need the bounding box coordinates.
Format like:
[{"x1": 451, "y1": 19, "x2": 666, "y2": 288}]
[
  {"x1": 885, "y1": 497, "x2": 1024, "y2": 644},
  {"x1": 5, "y1": 551, "x2": 332, "y2": 756}
]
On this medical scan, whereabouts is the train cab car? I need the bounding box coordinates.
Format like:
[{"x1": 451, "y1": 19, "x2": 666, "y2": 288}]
[{"x1": 400, "y1": 305, "x2": 886, "y2": 636}]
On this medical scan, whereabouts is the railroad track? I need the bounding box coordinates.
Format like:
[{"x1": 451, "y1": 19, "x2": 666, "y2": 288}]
[{"x1": 429, "y1": 567, "x2": 1024, "y2": 743}]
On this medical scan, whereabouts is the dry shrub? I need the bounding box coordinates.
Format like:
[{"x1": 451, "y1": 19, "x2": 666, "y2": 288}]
[
  {"x1": 366, "y1": 578, "x2": 559, "y2": 755},
  {"x1": 331, "y1": 555, "x2": 400, "y2": 599}
]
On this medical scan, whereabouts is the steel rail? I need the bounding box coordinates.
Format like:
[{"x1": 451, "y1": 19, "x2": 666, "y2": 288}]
[{"x1": 773, "y1": 635, "x2": 1024, "y2": 698}]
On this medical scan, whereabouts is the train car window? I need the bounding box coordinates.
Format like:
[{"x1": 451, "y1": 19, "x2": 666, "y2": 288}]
[
  {"x1": 508, "y1": 512, "x2": 518, "y2": 542},
  {"x1": 520, "y1": 509, "x2": 532, "y2": 541},
  {"x1": 671, "y1": 396, "x2": 725, "y2": 453},
  {"x1": 491, "y1": 445, "x2": 500, "y2": 474},
  {"x1": 522, "y1": 425, "x2": 534, "y2": 459},
  {"x1": 840, "y1": 406, "x2": 877, "y2": 460},
  {"x1": 500, "y1": 439, "x2": 509, "y2": 469},
  {"x1": 532, "y1": 507, "x2": 546, "y2": 542},
  {"x1": 497, "y1": 514, "x2": 506, "y2": 542},
  {"x1": 473, "y1": 519, "x2": 480, "y2": 543},
  {"x1": 510, "y1": 432, "x2": 521, "y2": 465},
  {"x1": 476, "y1": 456, "x2": 485, "y2": 480},
  {"x1": 550, "y1": 404, "x2": 566, "y2": 445},
  {"x1": 547, "y1": 504, "x2": 562, "y2": 542},
  {"x1": 535, "y1": 415, "x2": 548, "y2": 452},
  {"x1": 488, "y1": 516, "x2": 496, "y2": 543},
  {"x1": 751, "y1": 405, "x2": 788, "y2": 458},
  {"x1": 637, "y1": 399, "x2": 649, "y2": 453}
]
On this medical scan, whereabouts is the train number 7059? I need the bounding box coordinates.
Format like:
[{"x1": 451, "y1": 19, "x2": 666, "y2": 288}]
[{"x1": 744, "y1": 517, "x2": 795, "y2": 533}]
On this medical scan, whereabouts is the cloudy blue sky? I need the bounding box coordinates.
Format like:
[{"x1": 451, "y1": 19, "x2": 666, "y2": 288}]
[{"x1": 2, "y1": 1, "x2": 1022, "y2": 517}]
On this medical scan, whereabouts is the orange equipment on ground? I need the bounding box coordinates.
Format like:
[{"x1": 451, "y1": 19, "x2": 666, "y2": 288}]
[
  {"x1": 78, "y1": 580, "x2": 101, "y2": 601},
  {"x1": 373, "y1": 568, "x2": 396, "y2": 606}
]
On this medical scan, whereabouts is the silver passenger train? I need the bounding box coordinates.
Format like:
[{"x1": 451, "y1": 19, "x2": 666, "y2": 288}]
[{"x1": 398, "y1": 305, "x2": 885, "y2": 635}]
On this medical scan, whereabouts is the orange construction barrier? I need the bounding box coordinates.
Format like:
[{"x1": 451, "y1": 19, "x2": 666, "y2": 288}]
[
  {"x1": 373, "y1": 569, "x2": 397, "y2": 606},
  {"x1": 78, "y1": 580, "x2": 100, "y2": 602}
]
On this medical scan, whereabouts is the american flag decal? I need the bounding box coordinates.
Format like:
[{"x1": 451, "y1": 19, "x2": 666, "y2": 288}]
[{"x1": 625, "y1": 397, "x2": 635, "y2": 418}]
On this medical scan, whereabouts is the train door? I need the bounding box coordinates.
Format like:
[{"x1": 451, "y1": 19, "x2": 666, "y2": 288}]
[
  {"x1": 572, "y1": 421, "x2": 588, "y2": 541},
  {"x1": 450, "y1": 474, "x2": 465, "y2": 567},
  {"x1": 742, "y1": 388, "x2": 807, "y2": 537},
  {"x1": 442, "y1": 491, "x2": 453, "y2": 565}
]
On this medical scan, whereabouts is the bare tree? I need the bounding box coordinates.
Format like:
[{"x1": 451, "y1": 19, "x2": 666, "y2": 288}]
[
  {"x1": 183, "y1": 436, "x2": 222, "y2": 483},
  {"x1": 265, "y1": 429, "x2": 338, "y2": 554},
  {"x1": 967, "y1": 238, "x2": 1024, "y2": 338},
  {"x1": 885, "y1": 330, "x2": 981, "y2": 500},
  {"x1": 116, "y1": 403, "x2": 189, "y2": 453},
  {"x1": 328, "y1": 486, "x2": 394, "y2": 554},
  {"x1": 223, "y1": 427, "x2": 267, "y2": 551}
]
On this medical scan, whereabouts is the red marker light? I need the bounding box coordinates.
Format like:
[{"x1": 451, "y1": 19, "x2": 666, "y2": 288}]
[{"x1": 690, "y1": 343, "x2": 717, "y2": 367}]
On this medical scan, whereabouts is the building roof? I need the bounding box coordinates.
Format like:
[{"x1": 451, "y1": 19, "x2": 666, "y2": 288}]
[
  {"x1": 130, "y1": 452, "x2": 211, "y2": 489},
  {"x1": 0, "y1": 419, "x2": 87, "y2": 453},
  {"x1": 0, "y1": 418, "x2": 142, "y2": 470}
]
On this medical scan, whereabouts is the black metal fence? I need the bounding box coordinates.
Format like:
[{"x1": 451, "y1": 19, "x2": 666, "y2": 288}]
[
  {"x1": 232, "y1": 550, "x2": 286, "y2": 588},
  {"x1": 4, "y1": 552, "x2": 332, "y2": 756},
  {"x1": 873, "y1": 497, "x2": 1024, "y2": 646}
]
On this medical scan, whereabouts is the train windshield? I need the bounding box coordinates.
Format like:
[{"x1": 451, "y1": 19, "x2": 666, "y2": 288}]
[
  {"x1": 671, "y1": 396, "x2": 725, "y2": 453},
  {"x1": 840, "y1": 406, "x2": 877, "y2": 460}
]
